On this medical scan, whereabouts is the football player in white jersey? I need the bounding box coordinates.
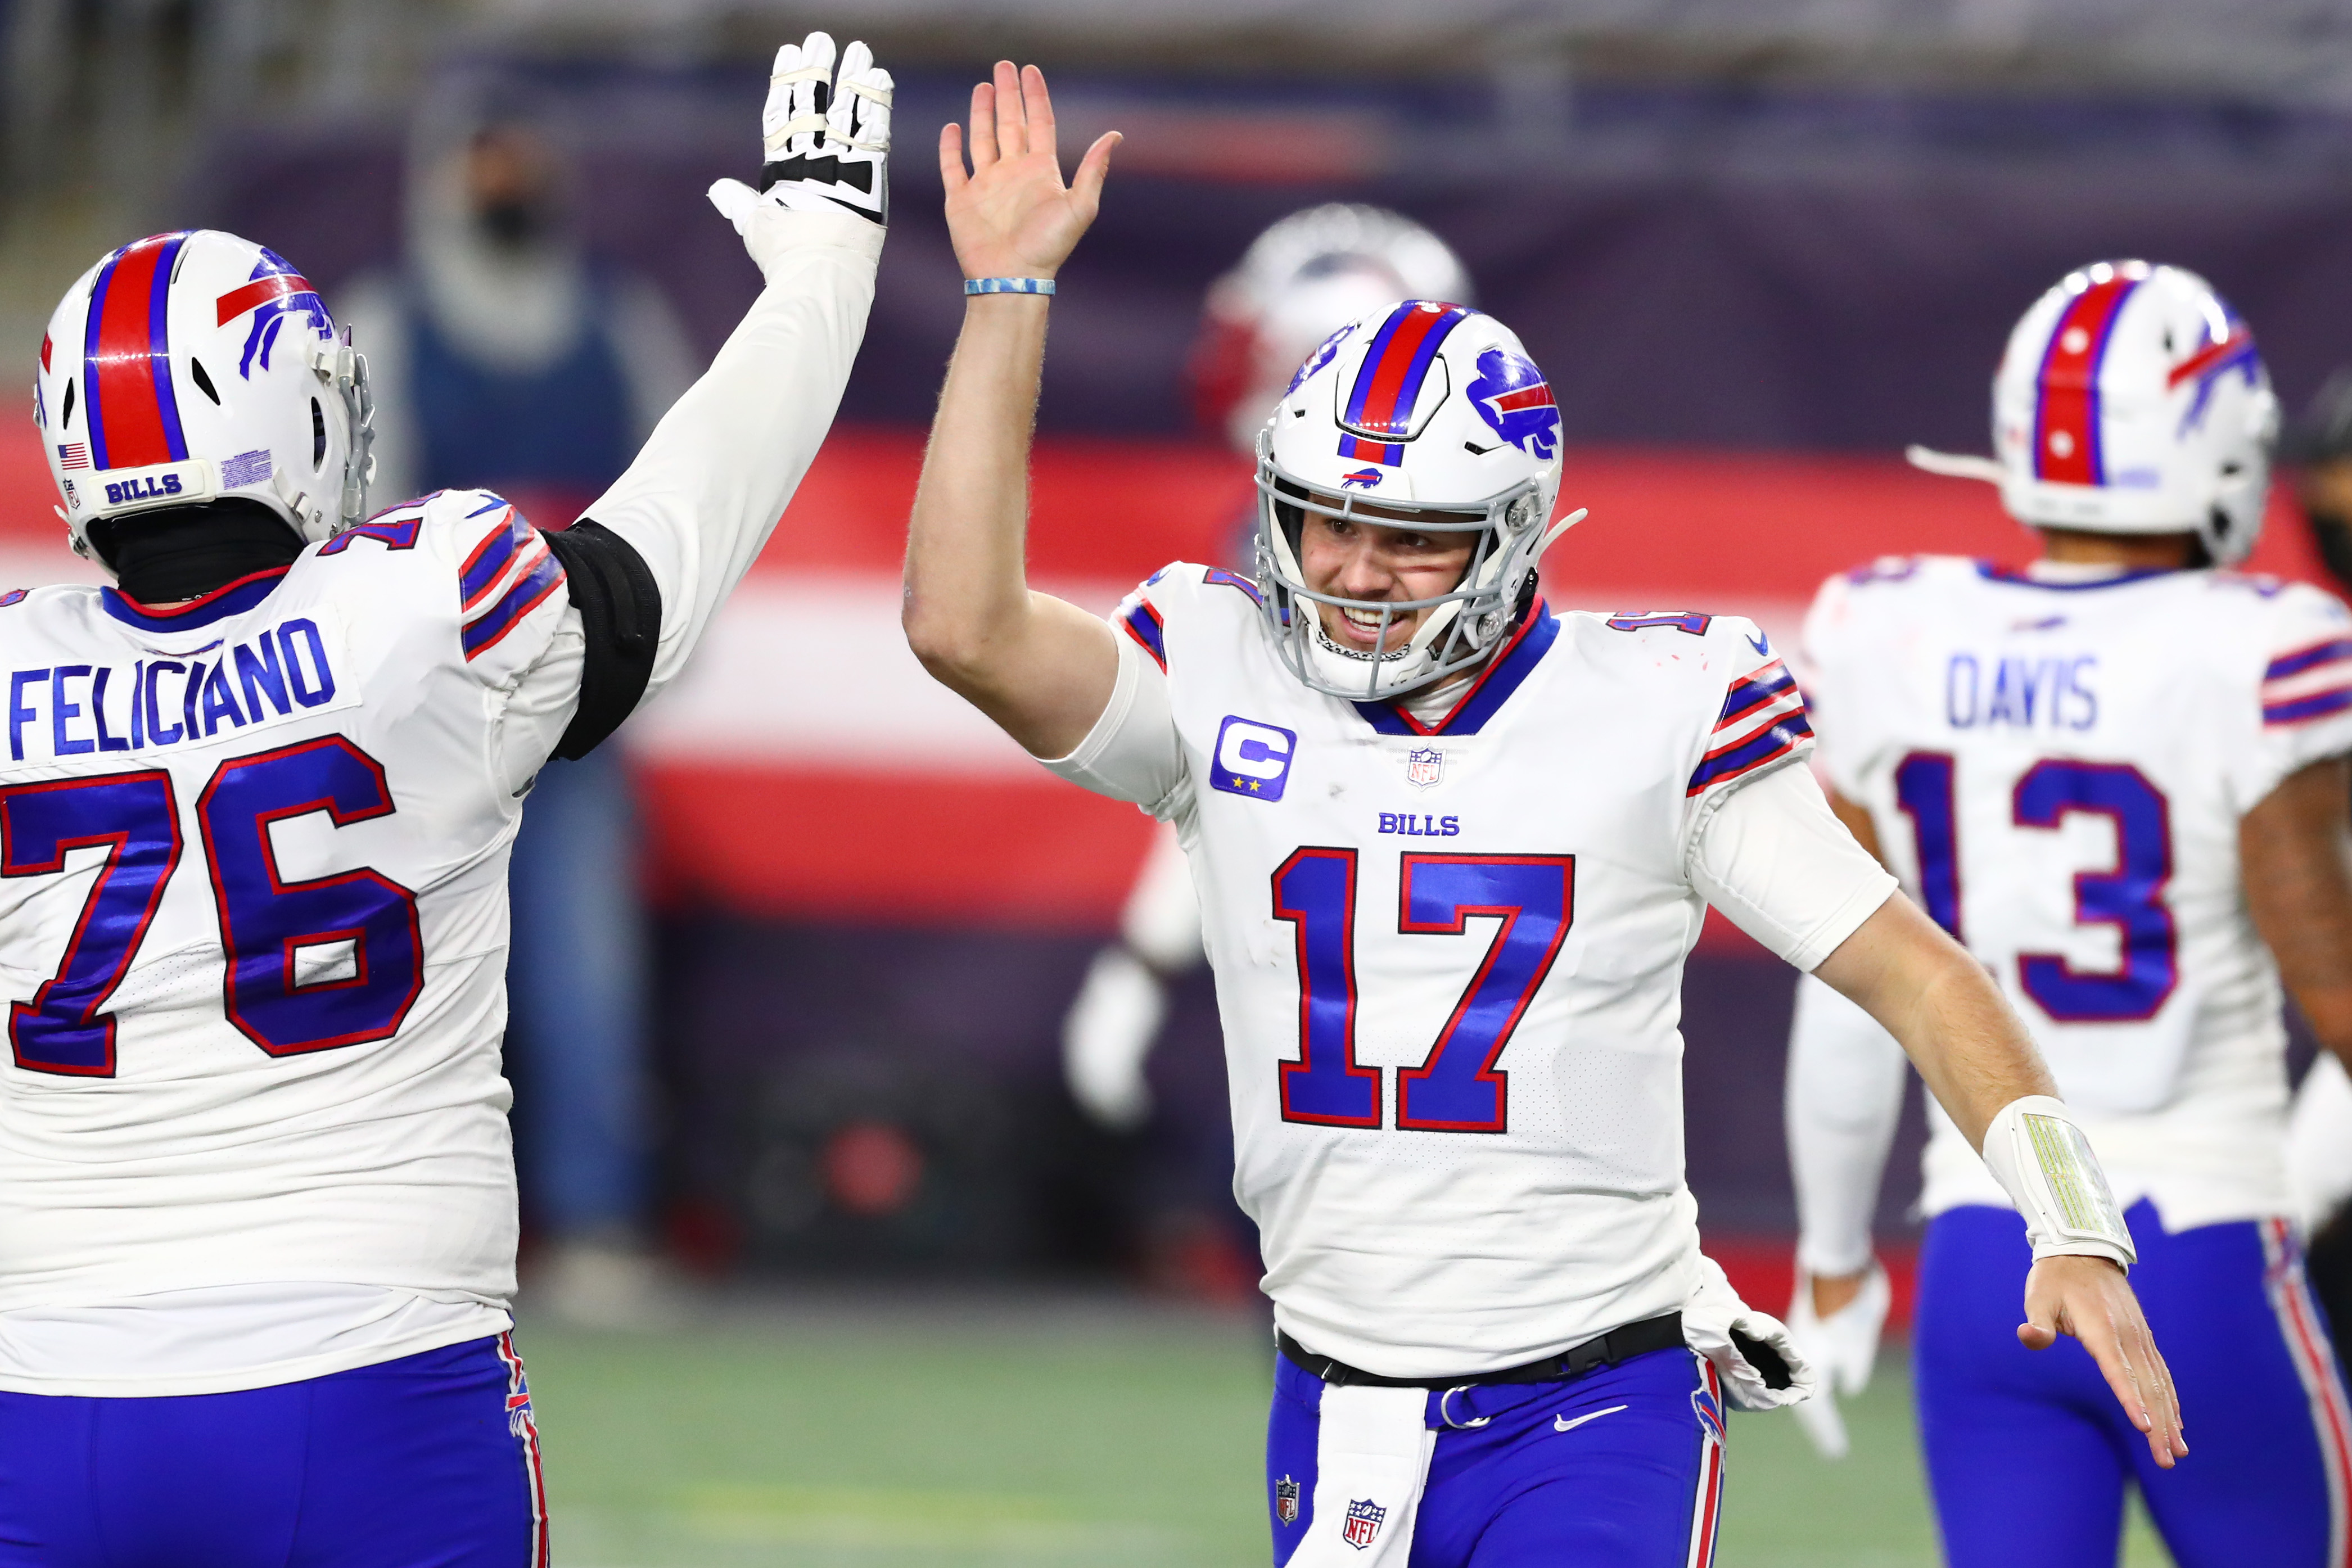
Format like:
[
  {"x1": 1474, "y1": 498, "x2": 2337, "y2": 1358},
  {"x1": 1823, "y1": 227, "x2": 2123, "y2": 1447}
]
[
  {"x1": 902, "y1": 64, "x2": 2183, "y2": 1567},
  {"x1": 1785, "y1": 260, "x2": 2352, "y2": 1566},
  {"x1": 0, "y1": 33, "x2": 886, "y2": 1566}
]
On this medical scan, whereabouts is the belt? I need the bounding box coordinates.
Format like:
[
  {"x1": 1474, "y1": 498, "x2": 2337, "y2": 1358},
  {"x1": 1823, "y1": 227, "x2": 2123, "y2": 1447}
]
[{"x1": 1277, "y1": 1312, "x2": 1686, "y2": 1390}]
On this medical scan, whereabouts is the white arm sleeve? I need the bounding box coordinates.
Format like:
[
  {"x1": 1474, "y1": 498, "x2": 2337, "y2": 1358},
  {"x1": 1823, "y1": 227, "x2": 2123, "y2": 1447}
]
[
  {"x1": 1039, "y1": 632, "x2": 1187, "y2": 815},
  {"x1": 1687, "y1": 760, "x2": 1898, "y2": 971},
  {"x1": 1786, "y1": 973, "x2": 1909, "y2": 1278},
  {"x1": 583, "y1": 205, "x2": 882, "y2": 700}
]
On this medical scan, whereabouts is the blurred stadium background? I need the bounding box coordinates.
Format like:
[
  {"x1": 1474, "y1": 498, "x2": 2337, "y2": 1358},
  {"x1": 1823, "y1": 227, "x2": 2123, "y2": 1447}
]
[{"x1": 8, "y1": 1, "x2": 2350, "y2": 1561}]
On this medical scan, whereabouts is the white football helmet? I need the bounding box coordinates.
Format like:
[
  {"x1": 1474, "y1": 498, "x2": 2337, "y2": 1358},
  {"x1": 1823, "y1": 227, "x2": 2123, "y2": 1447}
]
[
  {"x1": 34, "y1": 229, "x2": 373, "y2": 577},
  {"x1": 1256, "y1": 299, "x2": 1569, "y2": 702},
  {"x1": 1911, "y1": 259, "x2": 2277, "y2": 566}
]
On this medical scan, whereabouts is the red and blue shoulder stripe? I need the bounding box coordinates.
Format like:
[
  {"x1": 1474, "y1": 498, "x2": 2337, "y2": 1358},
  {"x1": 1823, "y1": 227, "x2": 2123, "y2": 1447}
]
[
  {"x1": 2263, "y1": 636, "x2": 2352, "y2": 727},
  {"x1": 1688, "y1": 657, "x2": 1812, "y2": 796}
]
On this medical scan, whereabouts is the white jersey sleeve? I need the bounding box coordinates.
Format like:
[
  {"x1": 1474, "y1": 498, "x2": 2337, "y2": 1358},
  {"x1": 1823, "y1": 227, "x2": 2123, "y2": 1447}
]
[
  {"x1": 1687, "y1": 760, "x2": 1897, "y2": 971},
  {"x1": 1038, "y1": 566, "x2": 1192, "y2": 816},
  {"x1": 2233, "y1": 580, "x2": 2352, "y2": 812},
  {"x1": 576, "y1": 205, "x2": 882, "y2": 700}
]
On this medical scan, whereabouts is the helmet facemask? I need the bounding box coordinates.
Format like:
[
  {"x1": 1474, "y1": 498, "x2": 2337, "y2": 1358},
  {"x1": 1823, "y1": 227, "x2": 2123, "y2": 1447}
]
[{"x1": 1254, "y1": 428, "x2": 1547, "y2": 703}]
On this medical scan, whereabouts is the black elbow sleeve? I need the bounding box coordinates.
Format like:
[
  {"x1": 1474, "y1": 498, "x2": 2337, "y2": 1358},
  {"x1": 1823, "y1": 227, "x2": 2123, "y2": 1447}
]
[{"x1": 541, "y1": 519, "x2": 662, "y2": 760}]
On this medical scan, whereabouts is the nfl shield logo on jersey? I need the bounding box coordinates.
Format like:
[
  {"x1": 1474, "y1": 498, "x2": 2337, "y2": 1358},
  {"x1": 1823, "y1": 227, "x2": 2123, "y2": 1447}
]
[
  {"x1": 1274, "y1": 1474, "x2": 1301, "y2": 1526},
  {"x1": 1406, "y1": 747, "x2": 1444, "y2": 789},
  {"x1": 1342, "y1": 1498, "x2": 1387, "y2": 1549}
]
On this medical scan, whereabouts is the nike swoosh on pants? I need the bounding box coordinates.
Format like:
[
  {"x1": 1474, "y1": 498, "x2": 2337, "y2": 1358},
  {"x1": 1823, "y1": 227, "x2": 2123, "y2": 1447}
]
[{"x1": 1553, "y1": 1403, "x2": 1630, "y2": 1433}]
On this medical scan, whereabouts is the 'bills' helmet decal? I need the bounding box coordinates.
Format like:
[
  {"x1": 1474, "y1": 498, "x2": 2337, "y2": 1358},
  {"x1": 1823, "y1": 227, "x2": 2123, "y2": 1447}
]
[
  {"x1": 218, "y1": 248, "x2": 330, "y2": 380},
  {"x1": 82, "y1": 232, "x2": 195, "y2": 472},
  {"x1": 1467, "y1": 347, "x2": 1560, "y2": 460},
  {"x1": 1339, "y1": 466, "x2": 1384, "y2": 489}
]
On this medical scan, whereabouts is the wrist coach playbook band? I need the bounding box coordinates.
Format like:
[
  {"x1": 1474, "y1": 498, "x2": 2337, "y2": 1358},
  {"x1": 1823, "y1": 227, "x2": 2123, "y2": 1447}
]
[{"x1": 964, "y1": 277, "x2": 1055, "y2": 296}]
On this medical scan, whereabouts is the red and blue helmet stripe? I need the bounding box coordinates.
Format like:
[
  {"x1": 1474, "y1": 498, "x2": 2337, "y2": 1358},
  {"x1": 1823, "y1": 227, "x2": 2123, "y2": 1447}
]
[
  {"x1": 2032, "y1": 270, "x2": 2139, "y2": 487},
  {"x1": 1338, "y1": 435, "x2": 1403, "y2": 465},
  {"x1": 82, "y1": 232, "x2": 194, "y2": 473},
  {"x1": 1339, "y1": 300, "x2": 1474, "y2": 440}
]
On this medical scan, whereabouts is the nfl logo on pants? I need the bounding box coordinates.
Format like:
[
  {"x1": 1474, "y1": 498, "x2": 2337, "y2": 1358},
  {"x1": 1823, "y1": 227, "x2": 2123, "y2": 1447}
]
[{"x1": 1343, "y1": 1498, "x2": 1387, "y2": 1549}]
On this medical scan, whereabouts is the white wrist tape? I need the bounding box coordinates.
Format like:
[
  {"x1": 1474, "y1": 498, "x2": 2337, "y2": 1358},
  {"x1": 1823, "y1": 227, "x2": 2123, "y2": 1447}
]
[{"x1": 1978, "y1": 1095, "x2": 2136, "y2": 1270}]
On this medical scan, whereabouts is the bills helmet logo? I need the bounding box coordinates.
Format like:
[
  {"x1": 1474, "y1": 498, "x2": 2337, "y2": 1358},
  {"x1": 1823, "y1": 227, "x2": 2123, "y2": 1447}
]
[
  {"x1": 1691, "y1": 1380, "x2": 1726, "y2": 1447},
  {"x1": 1466, "y1": 346, "x2": 1560, "y2": 460},
  {"x1": 1288, "y1": 322, "x2": 1357, "y2": 395},
  {"x1": 1339, "y1": 467, "x2": 1384, "y2": 490},
  {"x1": 2171, "y1": 317, "x2": 2261, "y2": 437},
  {"x1": 1342, "y1": 1498, "x2": 1387, "y2": 1549},
  {"x1": 215, "y1": 248, "x2": 331, "y2": 380},
  {"x1": 1274, "y1": 1474, "x2": 1301, "y2": 1526},
  {"x1": 1406, "y1": 746, "x2": 1444, "y2": 788}
]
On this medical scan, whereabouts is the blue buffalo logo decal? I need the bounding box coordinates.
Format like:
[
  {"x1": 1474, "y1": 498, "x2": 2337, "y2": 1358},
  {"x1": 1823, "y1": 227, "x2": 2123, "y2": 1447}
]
[
  {"x1": 1466, "y1": 347, "x2": 1560, "y2": 460},
  {"x1": 216, "y1": 248, "x2": 332, "y2": 380},
  {"x1": 1339, "y1": 467, "x2": 1384, "y2": 490},
  {"x1": 1288, "y1": 323, "x2": 1357, "y2": 395}
]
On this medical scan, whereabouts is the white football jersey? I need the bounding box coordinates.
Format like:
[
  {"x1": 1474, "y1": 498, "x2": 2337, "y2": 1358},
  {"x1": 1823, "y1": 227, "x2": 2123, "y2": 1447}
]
[
  {"x1": 0, "y1": 203, "x2": 881, "y2": 1394},
  {"x1": 1052, "y1": 566, "x2": 1889, "y2": 1377},
  {"x1": 1802, "y1": 556, "x2": 2352, "y2": 1228},
  {"x1": 0, "y1": 492, "x2": 566, "y2": 1328}
]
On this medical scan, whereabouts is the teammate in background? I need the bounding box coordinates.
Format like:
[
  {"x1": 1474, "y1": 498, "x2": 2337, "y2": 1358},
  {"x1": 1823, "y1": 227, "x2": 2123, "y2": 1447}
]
[
  {"x1": 907, "y1": 64, "x2": 2180, "y2": 1566},
  {"x1": 1787, "y1": 261, "x2": 2352, "y2": 1566},
  {"x1": 338, "y1": 109, "x2": 699, "y2": 1327},
  {"x1": 2281, "y1": 368, "x2": 2352, "y2": 1366},
  {"x1": 1062, "y1": 205, "x2": 1472, "y2": 1293},
  {"x1": 0, "y1": 33, "x2": 886, "y2": 1564}
]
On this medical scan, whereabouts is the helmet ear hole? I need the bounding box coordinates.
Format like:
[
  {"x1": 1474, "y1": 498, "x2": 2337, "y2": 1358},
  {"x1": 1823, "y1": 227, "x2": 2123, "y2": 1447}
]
[
  {"x1": 189, "y1": 359, "x2": 221, "y2": 406},
  {"x1": 310, "y1": 398, "x2": 326, "y2": 468},
  {"x1": 60, "y1": 379, "x2": 75, "y2": 430}
]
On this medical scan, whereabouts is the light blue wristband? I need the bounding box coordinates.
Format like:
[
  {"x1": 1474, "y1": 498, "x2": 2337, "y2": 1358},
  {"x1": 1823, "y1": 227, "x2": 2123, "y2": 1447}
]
[{"x1": 964, "y1": 277, "x2": 1055, "y2": 296}]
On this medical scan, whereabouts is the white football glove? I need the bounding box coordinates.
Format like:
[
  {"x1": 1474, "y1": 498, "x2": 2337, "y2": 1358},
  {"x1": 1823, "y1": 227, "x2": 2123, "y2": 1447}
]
[
  {"x1": 1062, "y1": 945, "x2": 1165, "y2": 1131},
  {"x1": 1684, "y1": 1253, "x2": 1817, "y2": 1413},
  {"x1": 709, "y1": 31, "x2": 892, "y2": 234},
  {"x1": 1783, "y1": 1259, "x2": 1891, "y2": 1459}
]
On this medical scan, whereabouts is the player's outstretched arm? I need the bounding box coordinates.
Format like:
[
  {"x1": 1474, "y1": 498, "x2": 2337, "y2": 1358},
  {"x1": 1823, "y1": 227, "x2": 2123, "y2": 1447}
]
[
  {"x1": 1814, "y1": 897, "x2": 2188, "y2": 1468},
  {"x1": 586, "y1": 32, "x2": 888, "y2": 703},
  {"x1": 902, "y1": 62, "x2": 1123, "y2": 758},
  {"x1": 2245, "y1": 757, "x2": 2352, "y2": 1073}
]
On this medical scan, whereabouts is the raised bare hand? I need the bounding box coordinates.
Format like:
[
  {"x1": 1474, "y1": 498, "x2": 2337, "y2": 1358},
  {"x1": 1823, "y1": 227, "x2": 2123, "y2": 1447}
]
[
  {"x1": 2021, "y1": 1254, "x2": 2187, "y2": 1468},
  {"x1": 938, "y1": 61, "x2": 1118, "y2": 282}
]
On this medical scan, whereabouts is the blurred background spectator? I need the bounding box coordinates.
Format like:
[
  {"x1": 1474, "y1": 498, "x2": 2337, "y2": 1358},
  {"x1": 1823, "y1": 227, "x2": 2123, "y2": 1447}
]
[
  {"x1": 8, "y1": 3, "x2": 2352, "y2": 1555},
  {"x1": 335, "y1": 98, "x2": 694, "y2": 1326}
]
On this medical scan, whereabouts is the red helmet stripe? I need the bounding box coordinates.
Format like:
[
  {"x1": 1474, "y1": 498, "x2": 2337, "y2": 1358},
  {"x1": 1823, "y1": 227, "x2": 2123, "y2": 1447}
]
[
  {"x1": 1343, "y1": 301, "x2": 1470, "y2": 439},
  {"x1": 83, "y1": 232, "x2": 192, "y2": 473},
  {"x1": 2032, "y1": 273, "x2": 2138, "y2": 486}
]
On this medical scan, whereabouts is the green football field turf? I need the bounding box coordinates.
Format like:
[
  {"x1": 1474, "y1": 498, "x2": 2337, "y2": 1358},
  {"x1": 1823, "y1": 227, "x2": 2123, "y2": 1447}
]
[{"x1": 521, "y1": 1292, "x2": 2173, "y2": 1567}]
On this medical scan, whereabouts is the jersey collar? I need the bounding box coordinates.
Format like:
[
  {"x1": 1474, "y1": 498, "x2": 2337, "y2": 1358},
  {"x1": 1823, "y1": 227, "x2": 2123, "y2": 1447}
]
[
  {"x1": 1974, "y1": 562, "x2": 2181, "y2": 591},
  {"x1": 1352, "y1": 602, "x2": 1559, "y2": 738},
  {"x1": 101, "y1": 566, "x2": 291, "y2": 632}
]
